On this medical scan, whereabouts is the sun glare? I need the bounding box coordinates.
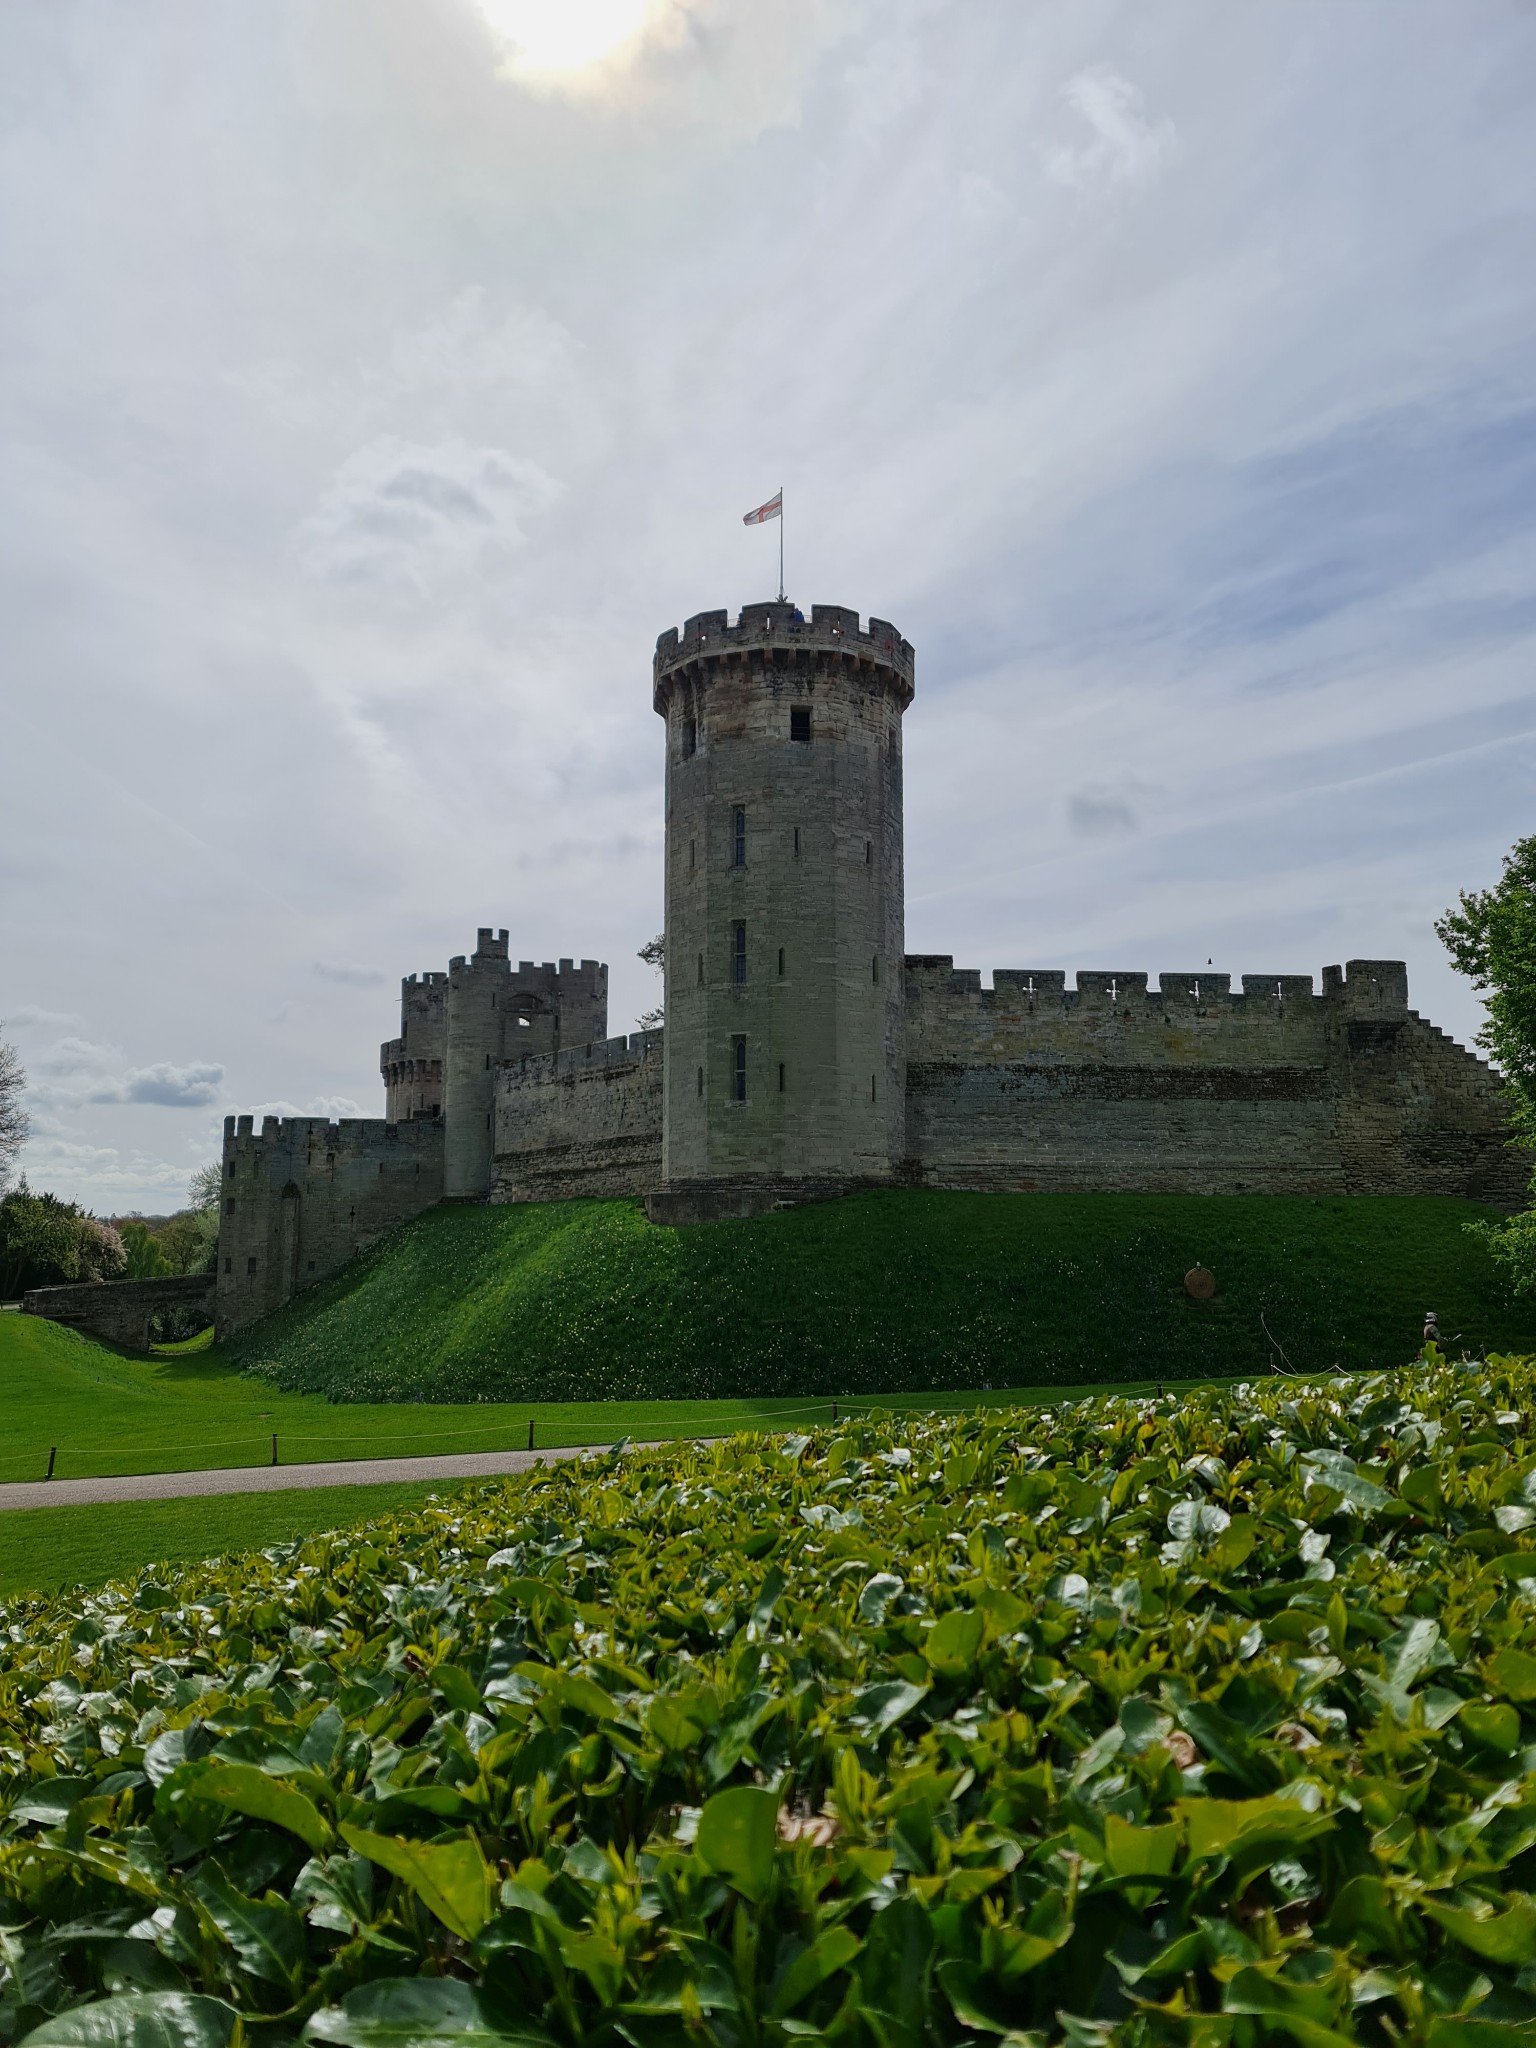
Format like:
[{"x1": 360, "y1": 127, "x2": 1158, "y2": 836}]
[{"x1": 473, "y1": 0, "x2": 654, "y2": 81}]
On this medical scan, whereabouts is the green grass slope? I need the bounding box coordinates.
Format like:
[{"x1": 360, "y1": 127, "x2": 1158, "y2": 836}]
[
  {"x1": 1, "y1": 1311, "x2": 1172, "y2": 1493},
  {"x1": 226, "y1": 1188, "x2": 1536, "y2": 1403}
]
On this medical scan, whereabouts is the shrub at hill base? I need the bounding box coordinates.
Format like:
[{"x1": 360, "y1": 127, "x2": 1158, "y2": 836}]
[{"x1": 10, "y1": 1357, "x2": 1536, "y2": 2045}]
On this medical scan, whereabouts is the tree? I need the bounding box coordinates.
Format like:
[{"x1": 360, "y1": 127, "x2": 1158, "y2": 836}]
[
  {"x1": 0, "y1": 1181, "x2": 126, "y2": 1297},
  {"x1": 0, "y1": 1034, "x2": 28, "y2": 1193},
  {"x1": 155, "y1": 1163, "x2": 221, "y2": 1275},
  {"x1": 637, "y1": 932, "x2": 665, "y2": 1031},
  {"x1": 1438, "y1": 834, "x2": 1536, "y2": 1292},
  {"x1": 120, "y1": 1218, "x2": 173, "y2": 1279}
]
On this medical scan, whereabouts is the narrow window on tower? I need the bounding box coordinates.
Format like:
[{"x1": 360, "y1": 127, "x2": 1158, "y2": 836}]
[
  {"x1": 793, "y1": 826, "x2": 801, "y2": 856},
  {"x1": 682, "y1": 715, "x2": 697, "y2": 758},
  {"x1": 733, "y1": 922, "x2": 747, "y2": 984},
  {"x1": 697, "y1": 952, "x2": 704, "y2": 986},
  {"x1": 871, "y1": 1074, "x2": 877, "y2": 1103},
  {"x1": 733, "y1": 1036, "x2": 747, "y2": 1102},
  {"x1": 779, "y1": 1062, "x2": 786, "y2": 1093},
  {"x1": 733, "y1": 807, "x2": 746, "y2": 866},
  {"x1": 697, "y1": 1066, "x2": 704, "y2": 1097},
  {"x1": 778, "y1": 947, "x2": 785, "y2": 977},
  {"x1": 790, "y1": 706, "x2": 811, "y2": 742},
  {"x1": 872, "y1": 955, "x2": 880, "y2": 984},
  {"x1": 865, "y1": 839, "x2": 872, "y2": 864},
  {"x1": 689, "y1": 839, "x2": 696, "y2": 871}
]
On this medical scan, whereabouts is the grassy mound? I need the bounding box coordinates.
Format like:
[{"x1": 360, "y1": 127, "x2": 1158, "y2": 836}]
[
  {"x1": 7, "y1": 1357, "x2": 1536, "y2": 2041},
  {"x1": 225, "y1": 1190, "x2": 1535, "y2": 1402}
]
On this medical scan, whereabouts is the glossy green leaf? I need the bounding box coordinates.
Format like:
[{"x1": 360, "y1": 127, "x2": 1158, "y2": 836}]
[
  {"x1": 694, "y1": 1783, "x2": 779, "y2": 1901},
  {"x1": 340, "y1": 1827, "x2": 494, "y2": 1940},
  {"x1": 172, "y1": 1759, "x2": 331, "y2": 1852},
  {"x1": 23, "y1": 1995, "x2": 235, "y2": 2048}
]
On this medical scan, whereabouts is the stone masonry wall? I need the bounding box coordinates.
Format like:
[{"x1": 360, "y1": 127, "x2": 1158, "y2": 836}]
[
  {"x1": 215, "y1": 1112, "x2": 444, "y2": 1337},
  {"x1": 491, "y1": 1032, "x2": 664, "y2": 1202},
  {"x1": 903, "y1": 957, "x2": 1525, "y2": 1204},
  {"x1": 24, "y1": 1275, "x2": 216, "y2": 1353}
]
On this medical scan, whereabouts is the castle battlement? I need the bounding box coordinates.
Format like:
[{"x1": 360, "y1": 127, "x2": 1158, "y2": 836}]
[
  {"x1": 499, "y1": 1028, "x2": 664, "y2": 1089},
  {"x1": 653, "y1": 601, "x2": 915, "y2": 708},
  {"x1": 904, "y1": 958, "x2": 1407, "y2": 1018},
  {"x1": 223, "y1": 1112, "x2": 442, "y2": 1154}
]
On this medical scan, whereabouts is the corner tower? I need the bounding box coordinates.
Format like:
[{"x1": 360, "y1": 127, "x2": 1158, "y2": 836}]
[{"x1": 653, "y1": 601, "x2": 914, "y2": 1202}]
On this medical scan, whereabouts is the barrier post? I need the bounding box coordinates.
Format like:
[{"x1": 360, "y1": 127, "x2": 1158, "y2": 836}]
[
  {"x1": 271, "y1": 1433, "x2": 278, "y2": 1467},
  {"x1": 527, "y1": 1419, "x2": 534, "y2": 1452},
  {"x1": 46, "y1": 1446, "x2": 56, "y2": 1481}
]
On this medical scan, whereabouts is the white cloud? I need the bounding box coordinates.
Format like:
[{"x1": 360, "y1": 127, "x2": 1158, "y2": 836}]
[
  {"x1": 27, "y1": 1038, "x2": 225, "y2": 1111},
  {"x1": 2, "y1": 1007, "x2": 82, "y2": 1033},
  {"x1": 1043, "y1": 67, "x2": 1177, "y2": 193},
  {"x1": 292, "y1": 436, "x2": 558, "y2": 594}
]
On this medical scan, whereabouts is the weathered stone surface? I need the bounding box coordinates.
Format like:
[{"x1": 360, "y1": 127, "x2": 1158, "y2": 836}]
[
  {"x1": 24, "y1": 1275, "x2": 214, "y2": 1352},
  {"x1": 492, "y1": 1033, "x2": 663, "y2": 1202},
  {"x1": 214, "y1": 1113, "x2": 446, "y2": 1338},
  {"x1": 652, "y1": 601, "x2": 912, "y2": 1194}
]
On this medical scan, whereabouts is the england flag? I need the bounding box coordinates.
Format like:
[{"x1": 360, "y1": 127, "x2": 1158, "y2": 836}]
[{"x1": 742, "y1": 490, "x2": 782, "y2": 526}]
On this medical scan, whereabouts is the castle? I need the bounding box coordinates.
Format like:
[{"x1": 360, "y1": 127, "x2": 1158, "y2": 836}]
[{"x1": 215, "y1": 599, "x2": 1523, "y2": 1337}]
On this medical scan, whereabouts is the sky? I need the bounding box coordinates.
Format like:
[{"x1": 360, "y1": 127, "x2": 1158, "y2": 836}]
[{"x1": 3, "y1": 0, "x2": 1535, "y2": 1212}]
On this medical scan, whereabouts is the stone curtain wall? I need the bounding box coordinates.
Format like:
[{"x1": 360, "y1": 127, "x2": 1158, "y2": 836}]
[
  {"x1": 491, "y1": 1033, "x2": 664, "y2": 1202},
  {"x1": 903, "y1": 957, "x2": 1525, "y2": 1205},
  {"x1": 214, "y1": 1113, "x2": 444, "y2": 1336}
]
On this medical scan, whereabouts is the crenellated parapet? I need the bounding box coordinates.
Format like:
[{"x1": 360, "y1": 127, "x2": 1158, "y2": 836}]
[
  {"x1": 902, "y1": 957, "x2": 1522, "y2": 1203},
  {"x1": 653, "y1": 602, "x2": 915, "y2": 713}
]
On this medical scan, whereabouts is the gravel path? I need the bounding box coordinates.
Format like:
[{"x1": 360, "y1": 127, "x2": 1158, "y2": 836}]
[{"x1": 0, "y1": 1445, "x2": 599, "y2": 1514}]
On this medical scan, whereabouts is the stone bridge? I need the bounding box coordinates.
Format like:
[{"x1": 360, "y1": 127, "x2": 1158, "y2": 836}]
[{"x1": 22, "y1": 1275, "x2": 215, "y2": 1352}]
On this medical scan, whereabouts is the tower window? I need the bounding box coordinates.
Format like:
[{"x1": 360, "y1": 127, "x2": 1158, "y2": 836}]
[
  {"x1": 227, "y1": 1159, "x2": 236, "y2": 1179},
  {"x1": 682, "y1": 715, "x2": 697, "y2": 758},
  {"x1": 733, "y1": 807, "x2": 746, "y2": 866},
  {"x1": 793, "y1": 826, "x2": 801, "y2": 856},
  {"x1": 733, "y1": 1036, "x2": 747, "y2": 1102},
  {"x1": 790, "y1": 706, "x2": 811, "y2": 743},
  {"x1": 866, "y1": 839, "x2": 872, "y2": 864},
  {"x1": 872, "y1": 955, "x2": 880, "y2": 984},
  {"x1": 871, "y1": 1074, "x2": 877, "y2": 1103},
  {"x1": 778, "y1": 947, "x2": 785, "y2": 977},
  {"x1": 779, "y1": 1062, "x2": 786, "y2": 1093},
  {"x1": 247, "y1": 1256, "x2": 258, "y2": 1275},
  {"x1": 697, "y1": 1066, "x2": 703, "y2": 1097},
  {"x1": 689, "y1": 838, "x2": 696, "y2": 871},
  {"x1": 732, "y1": 922, "x2": 747, "y2": 985},
  {"x1": 697, "y1": 951, "x2": 704, "y2": 986}
]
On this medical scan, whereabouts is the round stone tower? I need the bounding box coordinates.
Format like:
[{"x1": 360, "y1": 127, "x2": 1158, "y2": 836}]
[
  {"x1": 441, "y1": 928, "x2": 512, "y2": 1199},
  {"x1": 652, "y1": 600, "x2": 914, "y2": 1200}
]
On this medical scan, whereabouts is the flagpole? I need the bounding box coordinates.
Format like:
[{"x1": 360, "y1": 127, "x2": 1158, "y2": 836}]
[{"x1": 778, "y1": 485, "x2": 784, "y2": 603}]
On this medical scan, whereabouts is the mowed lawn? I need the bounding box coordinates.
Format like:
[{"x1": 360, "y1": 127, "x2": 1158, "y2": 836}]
[
  {"x1": 0, "y1": 1480, "x2": 456, "y2": 1600},
  {"x1": 0, "y1": 1309, "x2": 1178, "y2": 1489},
  {"x1": 0, "y1": 1310, "x2": 1201, "y2": 1597}
]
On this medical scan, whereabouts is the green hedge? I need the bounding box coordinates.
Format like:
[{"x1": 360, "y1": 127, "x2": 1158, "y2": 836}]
[
  {"x1": 224, "y1": 1191, "x2": 1536, "y2": 1403},
  {"x1": 7, "y1": 1353, "x2": 1536, "y2": 2042}
]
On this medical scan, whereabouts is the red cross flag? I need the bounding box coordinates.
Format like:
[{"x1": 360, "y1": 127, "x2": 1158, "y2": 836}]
[{"x1": 742, "y1": 490, "x2": 782, "y2": 526}]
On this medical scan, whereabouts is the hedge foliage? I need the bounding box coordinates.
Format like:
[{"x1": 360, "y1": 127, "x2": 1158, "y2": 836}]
[{"x1": 8, "y1": 1357, "x2": 1536, "y2": 2044}]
